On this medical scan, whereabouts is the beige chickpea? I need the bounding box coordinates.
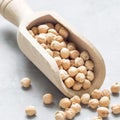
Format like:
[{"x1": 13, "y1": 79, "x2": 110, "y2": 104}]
[
  {"x1": 60, "y1": 48, "x2": 70, "y2": 59},
  {"x1": 82, "y1": 79, "x2": 91, "y2": 89},
  {"x1": 46, "y1": 32, "x2": 56, "y2": 44},
  {"x1": 59, "y1": 98, "x2": 71, "y2": 109},
  {"x1": 75, "y1": 73, "x2": 85, "y2": 83},
  {"x1": 80, "y1": 51, "x2": 89, "y2": 61},
  {"x1": 35, "y1": 33, "x2": 46, "y2": 44},
  {"x1": 25, "y1": 105, "x2": 36, "y2": 116},
  {"x1": 67, "y1": 42, "x2": 76, "y2": 51},
  {"x1": 21, "y1": 77, "x2": 31, "y2": 88},
  {"x1": 60, "y1": 41, "x2": 67, "y2": 49},
  {"x1": 92, "y1": 116, "x2": 103, "y2": 120},
  {"x1": 70, "y1": 60, "x2": 75, "y2": 66},
  {"x1": 31, "y1": 27, "x2": 39, "y2": 35},
  {"x1": 41, "y1": 43, "x2": 48, "y2": 49},
  {"x1": 43, "y1": 93, "x2": 53, "y2": 105},
  {"x1": 111, "y1": 82, "x2": 120, "y2": 93},
  {"x1": 51, "y1": 41, "x2": 62, "y2": 51},
  {"x1": 65, "y1": 108, "x2": 76, "y2": 120},
  {"x1": 48, "y1": 28, "x2": 58, "y2": 35},
  {"x1": 91, "y1": 89, "x2": 102, "y2": 99},
  {"x1": 38, "y1": 24, "x2": 49, "y2": 33},
  {"x1": 59, "y1": 69, "x2": 69, "y2": 80},
  {"x1": 53, "y1": 51, "x2": 60, "y2": 57},
  {"x1": 64, "y1": 77, "x2": 75, "y2": 88},
  {"x1": 59, "y1": 27, "x2": 69, "y2": 39},
  {"x1": 99, "y1": 96, "x2": 110, "y2": 107},
  {"x1": 55, "y1": 35, "x2": 64, "y2": 42},
  {"x1": 111, "y1": 104, "x2": 120, "y2": 115},
  {"x1": 86, "y1": 70, "x2": 95, "y2": 81},
  {"x1": 46, "y1": 23, "x2": 54, "y2": 29},
  {"x1": 54, "y1": 56, "x2": 62, "y2": 66},
  {"x1": 88, "y1": 99, "x2": 99, "y2": 109},
  {"x1": 68, "y1": 66, "x2": 78, "y2": 77},
  {"x1": 55, "y1": 111, "x2": 66, "y2": 120},
  {"x1": 55, "y1": 23, "x2": 62, "y2": 32},
  {"x1": 29, "y1": 30, "x2": 35, "y2": 37},
  {"x1": 61, "y1": 59, "x2": 71, "y2": 70},
  {"x1": 101, "y1": 89, "x2": 110, "y2": 98},
  {"x1": 46, "y1": 48, "x2": 53, "y2": 57},
  {"x1": 70, "y1": 95, "x2": 81, "y2": 104},
  {"x1": 78, "y1": 66, "x2": 87, "y2": 75},
  {"x1": 72, "y1": 82, "x2": 82, "y2": 91},
  {"x1": 81, "y1": 93, "x2": 90, "y2": 104},
  {"x1": 85, "y1": 60, "x2": 94, "y2": 70},
  {"x1": 71, "y1": 103, "x2": 81, "y2": 114},
  {"x1": 70, "y1": 50, "x2": 80, "y2": 59},
  {"x1": 74, "y1": 57, "x2": 84, "y2": 67},
  {"x1": 97, "y1": 107, "x2": 109, "y2": 118}
]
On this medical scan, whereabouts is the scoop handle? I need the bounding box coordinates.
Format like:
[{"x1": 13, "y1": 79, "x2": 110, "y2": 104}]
[{"x1": 0, "y1": 0, "x2": 33, "y2": 26}]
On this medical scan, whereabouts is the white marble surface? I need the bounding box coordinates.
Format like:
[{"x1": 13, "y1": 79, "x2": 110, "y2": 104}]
[{"x1": 0, "y1": 0, "x2": 120, "y2": 120}]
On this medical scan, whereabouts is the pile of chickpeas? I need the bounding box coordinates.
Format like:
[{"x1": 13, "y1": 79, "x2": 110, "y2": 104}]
[{"x1": 28, "y1": 23, "x2": 95, "y2": 91}]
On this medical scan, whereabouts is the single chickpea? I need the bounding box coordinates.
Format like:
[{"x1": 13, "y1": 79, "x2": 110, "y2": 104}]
[
  {"x1": 101, "y1": 89, "x2": 111, "y2": 98},
  {"x1": 35, "y1": 33, "x2": 46, "y2": 44},
  {"x1": 46, "y1": 32, "x2": 56, "y2": 44},
  {"x1": 59, "y1": 98, "x2": 71, "y2": 109},
  {"x1": 111, "y1": 104, "x2": 120, "y2": 115},
  {"x1": 71, "y1": 103, "x2": 81, "y2": 114},
  {"x1": 59, "y1": 69, "x2": 69, "y2": 80},
  {"x1": 86, "y1": 70, "x2": 95, "y2": 81},
  {"x1": 55, "y1": 35, "x2": 64, "y2": 42},
  {"x1": 46, "y1": 23, "x2": 54, "y2": 29},
  {"x1": 64, "y1": 77, "x2": 75, "y2": 88},
  {"x1": 50, "y1": 41, "x2": 62, "y2": 51},
  {"x1": 70, "y1": 60, "x2": 75, "y2": 66},
  {"x1": 70, "y1": 95, "x2": 81, "y2": 104},
  {"x1": 82, "y1": 79, "x2": 91, "y2": 89},
  {"x1": 29, "y1": 30, "x2": 35, "y2": 37},
  {"x1": 80, "y1": 51, "x2": 89, "y2": 61},
  {"x1": 53, "y1": 51, "x2": 60, "y2": 57},
  {"x1": 60, "y1": 41, "x2": 67, "y2": 48},
  {"x1": 55, "y1": 111, "x2": 66, "y2": 120},
  {"x1": 41, "y1": 43, "x2": 48, "y2": 49},
  {"x1": 61, "y1": 59, "x2": 71, "y2": 70},
  {"x1": 59, "y1": 27, "x2": 69, "y2": 39},
  {"x1": 46, "y1": 48, "x2": 53, "y2": 57},
  {"x1": 88, "y1": 99, "x2": 99, "y2": 109},
  {"x1": 92, "y1": 116, "x2": 103, "y2": 120},
  {"x1": 97, "y1": 107, "x2": 109, "y2": 118},
  {"x1": 55, "y1": 23, "x2": 62, "y2": 32},
  {"x1": 43, "y1": 93, "x2": 53, "y2": 105},
  {"x1": 68, "y1": 66, "x2": 78, "y2": 77},
  {"x1": 78, "y1": 66, "x2": 87, "y2": 75},
  {"x1": 85, "y1": 60, "x2": 94, "y2": 70},
  {"x1": 111, "y1": 82, "x2": 120, "y2": 93},
  {"x1": 48, "y1": 28, "x2": 58, "y2": 35},
  {"x1": 74, "y1": 57, "x2": 84, "y2": 67},
  {"x1": 67, "y1": 42, "x2": 76, "y2": 51},
  {"x1": 72, "y1": 82, "x2": 82, "y2": 91},
  {"x1": 81, "y1": 93, "x2": 90, "y2": 105},
  {"x1": 65, "y1": 108, "x2": 76, "y2": 120},
  {"x1": 91, "y1": 89, "x2": 102, "y2": 99},
  {"x1": 25, "y1": 105, "x2": 36, "y2": 116},
  {"x1": 75, "y1": 73, "x2": 85, "y2": 83},
  {"x1": 60, "y1": 48, "x2": 70, "y2": 59},
  {"x1": 54, "y1": 56, "x2": 62, "y2": 67},
  {"x1": 38, "y1": 24, "x2": 49, "y2": 33},
  {"x1": 70, "y1": 50, "x2": 80, "y2": 59},
  {"x1": 99, "y1": 96, "x2": 110, "y2": 107},
  {"x1": 21, "y1": 77, "x2": 31, "y2": 88},
  {"x1": 31, "y1": 27, "x2": 39, "y2": 35}
]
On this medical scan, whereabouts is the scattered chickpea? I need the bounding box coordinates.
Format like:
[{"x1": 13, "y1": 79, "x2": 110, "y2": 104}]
[
  {"x1": 111, "y1": 104, "x2": 120, "y2": 115},
  {"x1": 74, "y1": 57, "x2": 84, "y2": 67},
  {"x1": 78, "y1": 66, "x2": 87, "y2": 75},
  {"x1": 64, "y1": 77, "x2": 75, "y2": 88},
  {"x1": 81, "y1": 93, "x2": 90, "y2": 105},
  {"x1": 42, "y1": 93, "x2": 53, "y2": 105},
  {"x1": 21, "y1": 77, "x2": 31, "y2": 88},
  {"x1": 85, "y1": 60, "x2": 94, "y2": 70},
  {"x1": 82, "y1": 79, "x2": 91, "y2": 89},
  {"x1": 75, "y1": 73, "x2": 85, "y2": 83},
  {"x1": 88, "y1": 99, "x2": 99, "y2": 109},
  {"x1": 54, "y1": 56, "x2": 62, "y2": 66},
  {"x1": 111, "y1": 82, "x2": 120, "y2": 93},
  {"x1": 55, "y1": 23, "x2": 62, "y2": 32},
  {"x1": 48, "y1": 28, "x2": 58, "y2": 35},
  {"x1": 72, "y1": 82, "x2": 82, "y2": 91},
  {"x1": 55, "y1": 111, "x2": 66, "y2": 120},
  {"x1": 97, "y1": 107, "x2": 109, "y2": 118},
  {"x1": 101, "y1": 89, "x2": 110, "y2": 98},
  {"x1": 59, "y1": 27, "x2": 69, "y2": 39},
  {"x1": 60, "y1": 48, "x2": 70, "y2": 59},
  {"x1": 59, "y1": 98, "x2": 71, "y2": 109},
  {"x1": 31, "y1": 27, "x2": 39, "y2": 35},
  {"x1": 68, "y1": 66, "x2": 78, "y2": 77},
  {"x1": 86, "y1": 70, "x2": 95, "y2": 81},
  {"x1": 70, "y1": 95, "x2": 81, "y2": 104},
  {"x1": 70, "y1": 50, "x2": 80, "y2": 59},
  {"x1": 92, "y1": 116, "x2": 103, "y2": 120},
  {"x1": 91, "y1": 89, "x2": 102, "y2": 99},
  {"x1": 65, "y1": 108, "x2": 76, "y2": 120},
  {"x1": 67, "y1": 42, "x2": 76, "y2": 51},
  {"x1": 59, "y1": 69, "x2": 69, "y2": 80},
  {"x1": 25, "y1": 105, "x2": 36, "y2": 116},
  {"x1": 99, "y1": 96, "x2": 110, "y2": 107},
  {"x1": 71, "y1": 103, "x2": 81, "y2": 114},
  {"x1": 38, "y1": 24, "x2": 49, "y2": 33},
  {"x1": 80, "y1": 51, "x2": 89, "y2": 61}
]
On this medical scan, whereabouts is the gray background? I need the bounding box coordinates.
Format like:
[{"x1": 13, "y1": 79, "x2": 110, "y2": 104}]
[{"x1": 0, "y1": 0, "x2": 120, "y2": 120}]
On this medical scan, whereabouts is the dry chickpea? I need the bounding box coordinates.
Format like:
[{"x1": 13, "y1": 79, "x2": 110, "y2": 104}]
[
  {"x1": 55, "y1": 35, "x2": 64, "y2": 42},
  {"x1": 92, "y1": 116, "x2": 103, "y2": 120},
  {"x1": 59, "y1": 69, "x2": 69, "y2": 80},
  {"x1": 81, "y1": 93, "x2": 90, "y2": 104},
  {"x1": 74, "y1": 57, "x2": 84, "y2": 67},
  {"x1": 86, "y1": 70, "x2": 95, "y2": 81},
  {"x1": 21, "y1": 77, "x2": 31, "y2": 88},
  {"x1": 46, "y1": 23, "x2": 54, "y2": 29},
  {"x1": 38, "y1": 24, "x2": 49, "y2": 33},
  {"x1": 82, "y1": 79, "x2": 91, "y2": 89},
  {"x1": 70, "y1": 95, "x2": 81, "y2": 104},
  {"x1": 70, "y1": 50, "x2": 80, "y2": 59},
  {"x1": 53, "y1": 51, "x2": 60, "y2": 57},
  {"x1": 54, "y1": 56, "x2": 62, "y2": 66},
  {"x1": 60, "y1": 41, "x2": 67, "y2": 48},
  {"x1": 72, "y1": 82, "x2": 82, "y2": 91},
  {"x1": 35, "y1": 33, "x2": 46, "y2": 44},
  {"x1": 25, "y1": 105, "x2": 36, "y2": 116},
  {"x1": 60, "y1": 48, "x2": 70, "y2": 59},
  {"x1": 43, "y1": 93, "x2": 53, "y2": 105},
  {"x1": 29, "y1": 30, "x2": 35, "y2": 37},
  {"x1": 59, "y1": 98, "x2": 71, "y2": 109},
  {"x1": 55, "y1": 111, "x2": 66, "y2": 120},
  {"x1": 88, "y1": 99, "x2": 99, "y2": 109},
  {"x1": 99, "y1": 96, "x2": 110, "y2": 107},
  {"x1": 111, "y1": 82, "x2": 120, "y2": 93},
  {"x1": 68, "y1": 66, "x2": 78, "y2": 77},
  {"x1": 61, "y1": 59, "x2": 71, "y2": 70},
  {"x1": 46, "y1": 32, "x2": 56, "y2": 44},
  {"x1": 78, "y1": 66, "x2": 87, "y2": 75},
  {"x1": 91, "y1": 89, "x2": 102, "y2": 99},
  {"x1": 46, "y1": 48, "x2": 53, "y2": 57},
  {"x1": 50, "y1": 41, "x2": 62, "y2": 51},
  {"x1": 59, "y1": 27, "x2": 69, "y2": 39},
  {"x1": 75, "y1": 73, "x2": 85, "y2": 83},
  {"x1": 48, "y1": 28, "x2": 58, "y2": 35},
  {"x1": 97, "y1": 107, "x2": 109, "y2": 118},
  {"x1": 71, "y1": 103, "x2": 81, "y2": 114},
  {"x1": 111, "y1": 104, "x2": 120, "y2": 115},
  {"x1": 65, "y1": 108, "x2": 76, "y2": 120},
  {"x1": 80, "y1": 51, "x2": 89, "y2": 61},
  {"x1": 41, "y1": 43, "x2": 48, "y2": 49},
  {"x1": 31, "y1": 27, "x2": 39, "y2": 35},
  {"x1": 70, "y1": 60, "x2": 75, "y2": 66},
  {"x1": 101, "y1": 89, "x2": 110, "y2": 98},
  {"x1": 55, "y1": 23, "x2": 62, "y2": 32},
  {"x1": 64, "y1": 77, "x2": 75, "y2": 88},
  {"x1": 67, "y1": 42, "x2": 76, "y2": 51},
  {"x1": 85, "y1": 60, "x2": 94, "y2": 70}
]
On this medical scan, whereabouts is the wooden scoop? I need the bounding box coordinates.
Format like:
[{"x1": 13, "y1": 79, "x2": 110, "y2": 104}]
[{"x1": 0, "y1": 0, "x2": 105, "y2": 97}]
